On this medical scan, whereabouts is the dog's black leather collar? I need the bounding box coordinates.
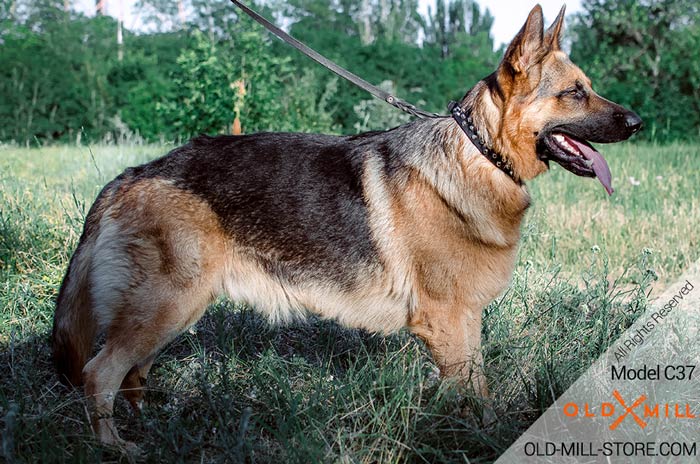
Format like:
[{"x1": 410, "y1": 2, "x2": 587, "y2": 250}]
[{"x1": 448, "y1": 101, "x2": 519, "y2": 184}]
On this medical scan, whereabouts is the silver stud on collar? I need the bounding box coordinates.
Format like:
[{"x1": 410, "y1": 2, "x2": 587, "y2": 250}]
[{"x1": 451, "y1": 106, "x2": 519, "y2": 184}]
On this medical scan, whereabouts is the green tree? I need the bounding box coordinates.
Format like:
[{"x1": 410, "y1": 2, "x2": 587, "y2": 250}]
[
  {"x1": 355, "y1": 0, "x2": 425, "y2": 45},
  {"x1": 275, "y1": 0, "x2": 497, "y2": 130},
  {"x1": 0, "y1": 3, "x2": 120, "y2": 143},
  {"x1": 570, "y1": 0, "x2": 700, "y2": 141},
  {"x1": 107, "y1": 31, "x2": 190, "y2": 141},
  {"x1": 0, "y1": 0, "x2": 501, "y2": 142},
  {"x1": 423, "y1": 0, "x2": 493, "y2": 59},
  {"x1": 159, "y1": 24, "x2": 335, "y2": 138},
  {"x1": 419, "y1": 0, "x2": 498, "y2": 111}
]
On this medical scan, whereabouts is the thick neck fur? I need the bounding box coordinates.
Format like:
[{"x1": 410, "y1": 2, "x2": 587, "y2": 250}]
[
  {"x1": 372, "y1": 116, "x2": 531, "y2": 248},
  {"x1": 458, "y1": 77, "x2": 548, "y2": 181}
]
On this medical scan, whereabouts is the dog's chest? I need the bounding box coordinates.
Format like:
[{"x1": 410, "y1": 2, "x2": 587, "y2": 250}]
[
  {"x1": 412, "y1": 241, "x2": 519, "y2": 309},
  {"x1": 389, "y1": 177, "x2": 525, "y2": 308}
]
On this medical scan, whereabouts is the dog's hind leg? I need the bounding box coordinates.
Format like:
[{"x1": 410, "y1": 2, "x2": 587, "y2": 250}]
[
  {"x1": 83, "y1": 286, "x2": 214, "y2": 449},
  {"x1": 80, "y1": 180, "x2": 230, "y2": 448},
  {"x1": 82, "y1": 236, "x2": 222, "y2": 448},
  {"x1": 83, "y1": 333, "x2": 148, "y2": 450},
  {"x1": 120, "y1": 354, "x2": 156, "y2": 414}
]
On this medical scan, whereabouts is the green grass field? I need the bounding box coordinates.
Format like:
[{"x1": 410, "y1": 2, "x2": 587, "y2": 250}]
[{"x1": 1, "y1": 142, "x2": 698, "y2": 462}]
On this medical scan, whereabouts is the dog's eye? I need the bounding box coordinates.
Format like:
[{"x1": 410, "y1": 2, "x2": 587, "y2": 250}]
[{"x1": 559, "y1": 87, "x2": 586, "y2": 100}]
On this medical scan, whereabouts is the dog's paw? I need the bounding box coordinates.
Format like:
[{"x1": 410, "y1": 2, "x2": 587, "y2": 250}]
[
  {"x1": 120, "y1": 439, "x2": 142, "y2": 456},
  {"x1": 458, "y1": 396, "x2": 498, "y2": 429},
  {"x1": 479, "y1": 402, "x2": 498, "y2": 428}
]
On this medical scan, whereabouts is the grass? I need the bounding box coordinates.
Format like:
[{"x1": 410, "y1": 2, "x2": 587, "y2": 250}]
[{"x1": 0, "y1": 141, "x2": 698, "y2": 462}]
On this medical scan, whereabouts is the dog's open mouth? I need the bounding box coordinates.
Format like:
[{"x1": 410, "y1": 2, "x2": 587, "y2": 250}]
[{"x1": 540, "y1": 132, "x2": 614, "y2": 195}]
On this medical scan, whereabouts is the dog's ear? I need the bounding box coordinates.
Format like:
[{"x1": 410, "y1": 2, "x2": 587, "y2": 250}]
[
  {"x1": 503, "y1": 4, "x2": 545, "y2": 74},
  {"x1": 544, "y1": 5, "x2": 566, "y2": 51}
]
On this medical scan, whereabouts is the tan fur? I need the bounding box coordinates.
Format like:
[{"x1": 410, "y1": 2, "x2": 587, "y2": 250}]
[
  {"x1": 390, "y1": 138, "x2": 526, "y2": 395},
  {"x1": 52, "y1": 241, "x2": 99, "y2": 386},
  {"x1": 79, "y1": 177, "x2": 416, "y2": 447},
  {"x1": 77, "y1": 123, "x2": 531, "y2": 446},
  {"x1": 53, "y1": 4, "x2": 639, "y2": 449},
  {"x1": 220, "y1": 250, "x2": 410, "y2": 332},
  {"x1": 82, "y1": 179, "x2": 228, "y2": 447}
]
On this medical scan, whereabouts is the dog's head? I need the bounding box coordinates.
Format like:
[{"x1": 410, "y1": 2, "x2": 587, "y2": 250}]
[{"x1": 486, "y1": 5, "x2": 642, "y2": 194}]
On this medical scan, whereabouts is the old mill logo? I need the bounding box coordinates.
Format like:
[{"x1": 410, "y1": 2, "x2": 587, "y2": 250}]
[{"x1": 563, "y1": 390, "x2": 696, "y2": 430}]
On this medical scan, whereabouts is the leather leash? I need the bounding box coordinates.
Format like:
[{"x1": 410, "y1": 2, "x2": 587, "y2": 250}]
[
  {"x1": 228, "y1": 0, "x2": 518, "y2": 183},
  {"x1": 229, "y1": 0, "x2": 440, "y2": 119}
]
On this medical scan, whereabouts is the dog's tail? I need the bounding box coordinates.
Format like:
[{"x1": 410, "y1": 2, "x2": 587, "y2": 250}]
[
  {"x1": 52, "y1": 186, "x2": 114, "y2": 387},
  {"x1": 53, "y1": 240, "x2": 97, "y2": 386}
]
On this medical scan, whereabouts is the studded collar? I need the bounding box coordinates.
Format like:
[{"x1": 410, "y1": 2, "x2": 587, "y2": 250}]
[{"x1": 448, "y1": 101, "x2": 520, "y2": 184}]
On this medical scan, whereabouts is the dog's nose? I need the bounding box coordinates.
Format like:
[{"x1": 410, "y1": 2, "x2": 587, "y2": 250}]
[
  {"x1": 615, "y1": 111, "x2": 643, "y2": 135},
  {"x1": 624, "y1": 112, "x2": 643, "y2": 134}
]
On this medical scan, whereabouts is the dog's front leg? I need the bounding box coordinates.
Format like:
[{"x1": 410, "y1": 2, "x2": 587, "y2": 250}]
[
  {"x1": 409, "y1": 302, "x2": 491, "y2": 407},
  {"x1": 409, "y1": 302, "x2": 496, "y2": 424}
]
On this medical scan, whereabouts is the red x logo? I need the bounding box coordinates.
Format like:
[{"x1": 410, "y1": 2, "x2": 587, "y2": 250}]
[{"x1": 609, "y1": 390, "x2": 647, "y2": 430}]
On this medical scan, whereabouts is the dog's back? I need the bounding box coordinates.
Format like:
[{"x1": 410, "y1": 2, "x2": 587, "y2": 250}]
[{"x1": 161, "y1": 132, "x2": 380, "y2": 285}]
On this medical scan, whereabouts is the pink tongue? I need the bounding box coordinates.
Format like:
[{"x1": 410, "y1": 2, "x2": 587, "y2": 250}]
[{"x1": 564, "y1": 135, "x2": 614, "y2": 195}]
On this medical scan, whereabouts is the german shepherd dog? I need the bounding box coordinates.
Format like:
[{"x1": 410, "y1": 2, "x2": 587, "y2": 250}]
[{"x1": 53, "y1": 5, "x2": 642, "y2": 449}]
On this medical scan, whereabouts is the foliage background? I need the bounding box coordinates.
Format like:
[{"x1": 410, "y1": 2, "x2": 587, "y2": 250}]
[
  {"x1": 3, "y1": 0, "x2": 697, "y2": 144},
  {"x1": 1, "y1": 1, "x2": 698, "y2": 462}
]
